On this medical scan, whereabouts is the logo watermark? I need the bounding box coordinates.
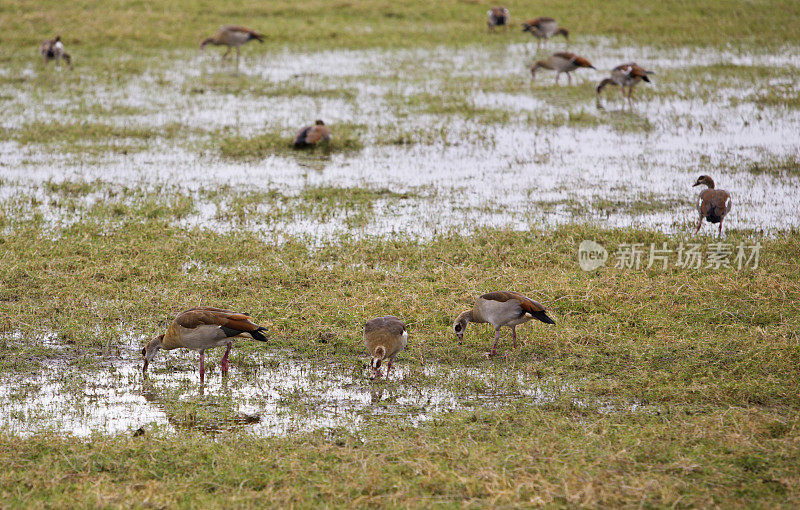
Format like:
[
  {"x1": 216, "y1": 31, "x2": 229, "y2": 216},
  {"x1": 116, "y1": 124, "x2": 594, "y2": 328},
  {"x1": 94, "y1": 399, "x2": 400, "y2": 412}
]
[
  {"x1": 578, "y1": 240, "x2": 761, "y2": 271},
  {"x1": 578, "y1": 240, "x2": 609, "y2": 271}
]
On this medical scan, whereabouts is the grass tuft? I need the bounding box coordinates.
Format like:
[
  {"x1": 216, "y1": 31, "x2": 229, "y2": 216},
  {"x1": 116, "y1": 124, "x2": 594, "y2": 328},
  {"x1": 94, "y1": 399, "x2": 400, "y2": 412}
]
[{"x1": 219, "y1": 123, "x2": 364, "y2": 159}]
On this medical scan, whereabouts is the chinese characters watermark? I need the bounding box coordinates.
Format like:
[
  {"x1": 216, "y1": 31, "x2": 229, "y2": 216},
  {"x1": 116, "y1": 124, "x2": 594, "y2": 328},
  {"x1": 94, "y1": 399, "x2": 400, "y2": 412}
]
[{"x1": 578, "y1": 240, "x2": 761, "y2": 271}]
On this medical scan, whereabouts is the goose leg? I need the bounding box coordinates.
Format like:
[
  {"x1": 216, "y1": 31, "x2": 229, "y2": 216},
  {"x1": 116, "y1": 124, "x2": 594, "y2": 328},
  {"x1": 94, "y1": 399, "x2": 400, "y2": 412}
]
[
  {"x1": 235, "y1": 47, "x2": 240, "y2": 73},
  {"x1": 718, "y1": 221, "x2": 723, "y2": 237},
  {"x1": 567, "y1": 72, "x2": 572, "y2": 85},
  {"x1": 385, "y1": 359, "x2": 394, "y2": 379},
  {"x1": 695, "y1": 216, "x2": 703, "y2": 233},
  {"x1": 489, "y1": 329, "x2": 502, "y2": 357},
  {"x1": 554, "y1": 72, "x2": 560, "y2": 85},
  {"x1": 221, "y1": 341, "x2": 232, "y2": 376},
  {"x1": 221, "y1": 47, "x2": 231, "y2": 60},
  {"x1": 199, "y1": 350, "x2": 205, "y2": 383},
  {"x1": 512, "y1": 327, "x2": 518, "y2": 350}
]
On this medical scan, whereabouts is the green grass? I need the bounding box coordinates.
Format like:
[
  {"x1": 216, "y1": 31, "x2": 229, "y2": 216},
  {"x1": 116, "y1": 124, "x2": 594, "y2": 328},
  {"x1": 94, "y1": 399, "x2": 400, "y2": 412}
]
[
  {"x1": 750, "y1": 85, "x2": 800, "y2": 109},
  {"x1": 219, "y1": 123, "x2": 364, "y2": 159},
  {"x1": 745, "y1": 154, "x2": 800, "y2": 176},
  {"x1": 3, "y1": 0, "x2": 800, "y2": 55},
  {"x1": 205, "y1": 185, "x2": 415, "y2": 227},
  {"x1": 2, "y1": 1, "x2": 800, "y2": 506},
  {"x1": 0, "y1": 210, "x2": 799, "y2": 505},
  {"x1": 1, "y1": 405, "x2": 798, "y2": 507},
  {"x1": 0, "y1": 121, "x2": 188, "y2": 154}
]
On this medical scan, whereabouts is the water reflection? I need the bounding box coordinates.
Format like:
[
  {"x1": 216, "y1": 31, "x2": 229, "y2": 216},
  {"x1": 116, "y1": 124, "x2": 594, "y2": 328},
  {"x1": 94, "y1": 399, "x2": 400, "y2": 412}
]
[
  {"x1": 0, "y1": 43, "x2": 798, "y2": 237},
  {"x1": 0, "y1": 351, "x2": 570, "y2": 437}
]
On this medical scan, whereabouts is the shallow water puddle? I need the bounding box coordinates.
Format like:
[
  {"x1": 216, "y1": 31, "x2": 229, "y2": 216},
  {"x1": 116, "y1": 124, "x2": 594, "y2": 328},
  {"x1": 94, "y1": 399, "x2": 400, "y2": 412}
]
[
  {"x1": 1, "y1": 41, "x2": 799, "y2": 237},
  {"x1": 0, "y1": 352, "x2": 570, "y2": 437}
]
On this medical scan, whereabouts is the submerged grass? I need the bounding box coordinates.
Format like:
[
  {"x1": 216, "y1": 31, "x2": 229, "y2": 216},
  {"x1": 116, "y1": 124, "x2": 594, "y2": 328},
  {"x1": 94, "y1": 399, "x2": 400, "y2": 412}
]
[
  {"x1": 186, "y1": 73, "x2": 357, "y2": 100},
  {"x1": 745, "y1": 154, "x2": 800, "y2": 177},
  {"x1": 207, "y1": 185, "x2": 416, "y2": 227}
]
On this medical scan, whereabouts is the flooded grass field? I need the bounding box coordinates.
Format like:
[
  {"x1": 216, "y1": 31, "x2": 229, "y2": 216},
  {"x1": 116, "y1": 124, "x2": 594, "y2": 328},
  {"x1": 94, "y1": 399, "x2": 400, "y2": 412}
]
[
  {"x1": 2, "y1": 41, "x2": 799, "y2": 239},
  {"x1": 1, "y1": 0, "x2": 800, "y2": 506}
]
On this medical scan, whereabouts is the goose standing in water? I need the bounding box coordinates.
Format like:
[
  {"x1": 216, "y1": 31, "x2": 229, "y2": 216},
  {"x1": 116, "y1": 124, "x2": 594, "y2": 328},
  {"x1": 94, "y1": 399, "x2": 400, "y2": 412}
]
[
  {"x1": 142, "y1": 307, "x2": 269, "y2": 382},
  {"x1": 364, "y1": 316, "x2": 407, "y2": 380},
  {"x1": 693, "y1": 175, "x2": 732, "y2": 237},
  {"x1": 596, "y1": 63, "x2": 653, "y2": 108},
  {"x1": 530, "y1": 52, "x2": 595, "y2": 85}
]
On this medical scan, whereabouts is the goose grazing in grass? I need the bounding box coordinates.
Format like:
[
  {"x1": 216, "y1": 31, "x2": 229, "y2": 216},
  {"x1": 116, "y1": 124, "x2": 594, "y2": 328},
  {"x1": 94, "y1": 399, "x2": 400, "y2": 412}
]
[
  {"x1": 453, "y1": 292, "x2": 555, "y2": 357},
  {"x1": 142, "y1": 307, "x2": 269, "y2": 382},
  {"x1": 596, "y1": 63, "x2": 652, "y2": 108},
  {"x1": 530, "y1": 52, "x2": 595, "y2": 85},
  {"x1": 693, "y1": 175, "x2": 732, "y2": 237},
  {"x1": 521, "y1": 17, "x2": 569, "y2": 50},
  {"x1": 364, "y1": 316, "x2": 407, "y2": 380},
  {"x1": 487, "y1": 6, "x2": 510, "y2": 32},
  {"x1": 293, "y1": 119, "x2": 332, "y2": 148},
  {"x1": 200, "y1": 25, "x2": 264, "y2": 72},
  {"x1": 39, "y1": 35, "x2": 71, "y2": 68}
]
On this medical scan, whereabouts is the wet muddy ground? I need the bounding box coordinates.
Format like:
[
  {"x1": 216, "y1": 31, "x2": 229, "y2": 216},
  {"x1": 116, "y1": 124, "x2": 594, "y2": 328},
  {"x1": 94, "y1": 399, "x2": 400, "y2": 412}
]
[
  {"x1": 0, "y1": 40, "x2": 797, "y2": 436},
  {"x1": 1, "y1": 40, "x2": 798, "y2": 238},
  {"x1": 0, "y1": 339, "x2": 573, "y2": 437}
]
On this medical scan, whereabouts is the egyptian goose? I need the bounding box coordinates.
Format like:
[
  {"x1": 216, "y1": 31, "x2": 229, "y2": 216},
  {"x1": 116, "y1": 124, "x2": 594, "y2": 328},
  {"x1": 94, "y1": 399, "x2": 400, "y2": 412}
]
[
  {"x1": 693, "y1": 175, "x2": 732, "y2": 237},
  {"x1": 200, "y1": 25, "x2": 264, "y2": 71},
  {"x1": 521, "y1": 17, "x2": 569, "y2": 50},
  {"x1": 530, "y1": 52, "x2": 595, "y2": 85},
  {"x1": 487, "y1": 7, "x2": 510, "y2": 32},
  {"x1": 39, "y1": 35, "x2": 71, "y2": 68},
  {"x1": 142, "y1": 307, "x2": 269, "y2": 382},
  {"x1": 363, "y1": 316, "x2": 407, "y2": 380},
  {"x1": 453, "y1": 292, "x2": 555, "y2": 357},
  {"x1": 596, "y1": 63, "x2": 652, "y2": 108},
  {"x1": 293, "y1": 120, "x2": 332, "y2": 148}
]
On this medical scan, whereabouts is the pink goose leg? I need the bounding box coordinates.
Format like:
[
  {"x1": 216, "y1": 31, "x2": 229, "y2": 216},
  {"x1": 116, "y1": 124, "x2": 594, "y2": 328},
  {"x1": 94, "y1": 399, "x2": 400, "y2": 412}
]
[
  {"x1": 199, "y1": 350, "x2": 205, "y2": 383},
  {"x1": 489, "y1": 329, "x2": 502, "y2": 357},
  {"x1": 221, "y1": 341, "x2": 232, "y2": 376}
]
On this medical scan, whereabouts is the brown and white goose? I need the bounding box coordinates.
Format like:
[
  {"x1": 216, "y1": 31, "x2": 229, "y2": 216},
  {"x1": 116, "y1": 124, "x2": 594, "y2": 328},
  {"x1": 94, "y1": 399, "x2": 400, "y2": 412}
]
[
  {"x1": 142, "y1": 307, "x2": 269, "y2": 382},
  {"x1": 364, "y1": 316, "x2": 407, "y2": 380},
  {"x1": 596, "y1": 63, "x2": 652, "y2": 108},
  {"x1": 487, "y1": 7, "x2": 511, "y2": 32},
  {"x1": 39, "y1": 35, "x2": 71, "y2": 68},
  {"x1": 200, "y1": 25, "x2": 264, "y2": 72},
  {"x1": 293, "y1": 120, "x2": 332, "y2": 148},
  {"x1": 453, "y1": 292, "x2": 555, "y2": 357},
  {"x1": 522, "y1": 17, "x2": 569, "y2": 50},
  {"x1": 530, "y1": 52, "x2": 595, "y2": 85},
  {"x1": 693, "y1": 175, "x2": 732, "y2": 236}
]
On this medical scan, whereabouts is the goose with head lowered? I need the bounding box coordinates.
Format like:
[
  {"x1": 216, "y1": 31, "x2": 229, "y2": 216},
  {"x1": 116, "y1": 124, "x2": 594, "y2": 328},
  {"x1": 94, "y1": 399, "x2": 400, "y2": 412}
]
[
  {"x1": 530, "y1": 52, "x2": 595, "y2": 85},
  {"x1": 453, "y1": 291, "x2": 555, "y2": 357},
  {"x1": 363, "y1": 316, "x2": 407, "y2": 380},
  {"x1": 142, "y1": 307, "x2": 269, "y2": 382}
]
